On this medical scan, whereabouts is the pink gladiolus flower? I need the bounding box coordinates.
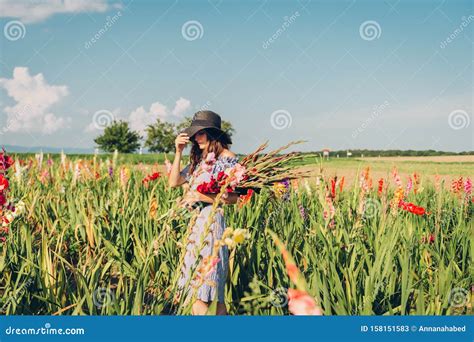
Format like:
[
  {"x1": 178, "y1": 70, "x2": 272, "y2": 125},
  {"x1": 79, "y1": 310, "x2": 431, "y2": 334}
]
[
  {"x1": 288, "y1": 289, "x2": 323, "y2": 316},
  {"x1": 39, "y1": 170, "x2": 49, "y2": 184},
  {"x1": 205, "y1": 152, "x2": 216, "y2": 164},
  {"x1": 195, "y1": 256, "x2": 220, "y2": 282},
  {"x1": 164, "y1": 159, "x2": 172, "y2": 176},
  {"x1": 406, "y1": 177, "x2": 413, "y2": 194},
  {"x1": 205, "y1": 256, "x2": 220, "y2": 277},
  {"x1": 200, "y1": 152, "x2": 216, "y2": 172},
  {"x1": 224, "y1": 163, "x2": 246, "y2": 187},
  {"x1": 323, "y1": 195, "x2": 335, "y2": 220},
  {"x1": 465, "y1": 177, "x2": 472, "y2": 196},
  {"x1": 392, "y1": 167, "x2": 402, "y2": 188}
]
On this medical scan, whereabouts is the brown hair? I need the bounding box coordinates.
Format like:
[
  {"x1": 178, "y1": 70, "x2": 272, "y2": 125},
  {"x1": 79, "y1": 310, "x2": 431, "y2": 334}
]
[{"x1": 189, "y1": 128, "x2": 229, "y2": 174}]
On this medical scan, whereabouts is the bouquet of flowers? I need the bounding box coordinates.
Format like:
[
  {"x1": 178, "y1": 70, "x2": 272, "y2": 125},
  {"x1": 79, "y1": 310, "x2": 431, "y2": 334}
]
[{"x1": 195, "y1": 141, "x2": 312, "y2": 196}]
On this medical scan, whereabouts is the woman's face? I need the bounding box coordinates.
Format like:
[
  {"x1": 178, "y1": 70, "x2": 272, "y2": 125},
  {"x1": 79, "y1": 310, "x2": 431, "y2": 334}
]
[{"x1": 193, "y1": 130, "x2": 209, "y2": 151}]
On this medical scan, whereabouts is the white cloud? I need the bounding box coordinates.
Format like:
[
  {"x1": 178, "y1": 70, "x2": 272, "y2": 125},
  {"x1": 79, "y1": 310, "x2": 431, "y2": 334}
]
[
  {"x1": 0, "y1": 67, "x2": 69, "y2": 134},
  {"x1": 129, "y1": 102, "x2": 167, "y2": 133},
  {"x1": 0, "y1": 0, "x2": 119, "y2": 24},
  {"x1": 127, "y1": 98, "x2": 191, "y2": 133},
  {"x1": 172, "y1": 97, "x2": 191, "y2": 117}
]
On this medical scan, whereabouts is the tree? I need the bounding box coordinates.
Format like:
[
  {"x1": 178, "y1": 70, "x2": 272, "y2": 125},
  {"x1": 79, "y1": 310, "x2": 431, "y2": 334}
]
[
  {"x1": 176, "y1": 117, "x2": 236, "y2": 140},
  {"x1": 94, "y1": 120, "x2": 142, "y2": 153},
  {"x1": 144, "y1": 118, "x2": 176, "y2": 153}
]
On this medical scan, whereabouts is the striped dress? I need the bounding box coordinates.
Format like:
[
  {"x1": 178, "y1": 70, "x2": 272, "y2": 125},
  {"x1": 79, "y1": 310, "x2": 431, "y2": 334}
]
[{"x1": 177, "y1": 155, "x2": 238, "y2": 303}]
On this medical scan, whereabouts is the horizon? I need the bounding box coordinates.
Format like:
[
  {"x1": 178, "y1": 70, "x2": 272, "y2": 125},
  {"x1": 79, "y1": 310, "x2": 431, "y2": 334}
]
[
  {"x1": 0, "y1": 0, "x2": 473, "y2": 153},
  {"x1": 3, "y1": 143, "x2": 473, "y2": 156}
]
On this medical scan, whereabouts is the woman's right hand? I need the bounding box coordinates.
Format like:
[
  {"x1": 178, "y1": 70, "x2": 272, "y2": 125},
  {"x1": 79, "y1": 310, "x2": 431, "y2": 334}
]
[{"x1": 175, "y1": 133, "x2": 190, "y2": 153}]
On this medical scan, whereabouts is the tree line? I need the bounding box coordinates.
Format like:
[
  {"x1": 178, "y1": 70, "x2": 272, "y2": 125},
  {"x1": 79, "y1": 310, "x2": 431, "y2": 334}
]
[{"x1": 94, "y1": 117, "x2": 235, "y2": 153}]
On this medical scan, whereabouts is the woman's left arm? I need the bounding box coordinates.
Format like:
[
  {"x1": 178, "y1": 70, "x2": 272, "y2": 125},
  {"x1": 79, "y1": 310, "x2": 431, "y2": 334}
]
[{"x1": 196, "y1": 191, "x2": 239, "y2": 205}]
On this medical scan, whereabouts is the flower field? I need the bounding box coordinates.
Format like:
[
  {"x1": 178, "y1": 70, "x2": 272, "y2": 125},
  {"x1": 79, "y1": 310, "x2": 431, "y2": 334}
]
[{"x1": 0, "y1": 151, "x2": 472, "y2": 315}]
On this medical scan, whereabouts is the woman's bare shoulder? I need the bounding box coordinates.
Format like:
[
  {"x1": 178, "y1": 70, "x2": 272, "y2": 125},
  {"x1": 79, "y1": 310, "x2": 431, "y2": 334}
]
[{"x1": 220, "y1": 149, "x2": 236, "y2": 158}]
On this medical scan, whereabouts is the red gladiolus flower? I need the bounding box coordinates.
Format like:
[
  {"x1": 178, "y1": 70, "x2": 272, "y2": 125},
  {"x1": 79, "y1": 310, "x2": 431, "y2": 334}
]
[
  {"x1": 0, "y1": 149, "x2": 13, "y2": 171},
  {"x1": 196, "y1": 172, "x2": 233, "y2": 194},
  {"x1": 0, "y1": 174, "x2": 9, "y2": 191},
  {"x1": 142, "y1": 172, "x2": 161, "y2": 185},
  {"x1": 398, "y1": 200, "x2": 427, "y2": 216},
  {"x1": 421, "y1": 233, "x2": 435, "y2": 244},
  {"x1": 451, "y1": 177, "x2": 463, "y2": 193},
  {"x1": 196, "y1": 183, "x2": 205, "y2": 193},
  {"x1": 197, "y1": 179, "x2": 216, "y2": 194},
  {"x1": 238, "y1": 189, "x2": 254, "y2": 208},
  {"x1": 378, "y1": 178, "x2": 384, "y2": 196},
  {"x1": 6, "y1": 155, "x2": 13, "y2": 168},
  {"x1": 149, "y1": 172, "x2": 160, "y2": 180},
  {"x1": 0, "y1": 192, "x2": 6, "y2": 206},
  {"x1": 217, "y1": 171, "x2": 226, "y2": 182}
]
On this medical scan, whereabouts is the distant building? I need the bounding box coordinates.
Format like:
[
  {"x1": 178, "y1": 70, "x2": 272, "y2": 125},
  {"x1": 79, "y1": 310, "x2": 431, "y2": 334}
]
[
  {"x1": 347, "y1": 151, "x2": 352, "y2": 157},
  {"x1": 322, "y1": 148, "x2": 330, "y2": 159}
]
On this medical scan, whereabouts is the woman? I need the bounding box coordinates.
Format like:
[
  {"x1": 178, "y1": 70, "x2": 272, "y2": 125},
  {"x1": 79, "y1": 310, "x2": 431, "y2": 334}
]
[{"x1": 168, "y1": 110, "x2": 239, "y2": 315}]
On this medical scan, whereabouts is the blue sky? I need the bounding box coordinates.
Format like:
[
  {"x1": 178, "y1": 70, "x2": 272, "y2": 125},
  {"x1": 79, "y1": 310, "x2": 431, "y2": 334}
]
[{"x1": 0, "y1": 0, "x2": 472, "y2": 153}]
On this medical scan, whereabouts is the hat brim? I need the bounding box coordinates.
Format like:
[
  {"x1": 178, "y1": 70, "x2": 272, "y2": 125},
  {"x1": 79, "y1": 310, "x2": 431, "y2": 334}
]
[{"x1": 181, "y1": 126, "x2": 232, "y2": 144}]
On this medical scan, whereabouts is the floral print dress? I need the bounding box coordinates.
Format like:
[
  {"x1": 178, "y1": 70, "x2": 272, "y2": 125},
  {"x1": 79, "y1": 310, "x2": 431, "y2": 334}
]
[{"x1": 177, "y1": 155, "x2": 238, "y2": 303}]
